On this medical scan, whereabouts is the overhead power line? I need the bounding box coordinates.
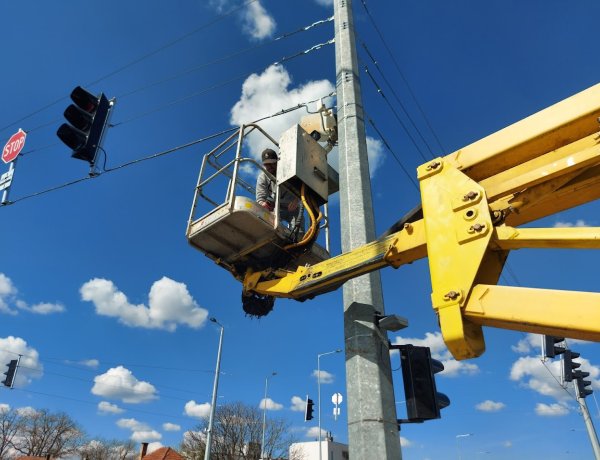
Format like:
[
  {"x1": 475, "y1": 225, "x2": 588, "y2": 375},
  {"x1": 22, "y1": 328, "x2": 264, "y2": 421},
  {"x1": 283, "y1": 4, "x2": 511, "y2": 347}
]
[
  {"x1": 0, "y1": 0, "x2": 259, "y2": 136},
  {"x1": 0, "y1": 92, "x2": 335, "y2": 207},
  {"x1": 112, "y1": 38, "x2": 335, "y2": 127},
  {"x1": 358, "y1": 0, "x2": 446, "y2": 154}
]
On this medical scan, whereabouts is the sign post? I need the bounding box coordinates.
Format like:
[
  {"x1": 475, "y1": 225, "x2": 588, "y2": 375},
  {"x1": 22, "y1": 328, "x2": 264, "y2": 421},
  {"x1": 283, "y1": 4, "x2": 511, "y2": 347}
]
[{"x1": 1, "y1": 128, "x2": 26, "y2": 204}]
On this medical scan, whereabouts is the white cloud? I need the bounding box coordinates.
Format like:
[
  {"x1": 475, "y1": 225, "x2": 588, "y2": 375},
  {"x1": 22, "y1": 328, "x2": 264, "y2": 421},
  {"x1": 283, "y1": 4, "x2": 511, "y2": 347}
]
[
  {"x1": 184, "y1": 400, "x2": 212, "y2": 419},
  {"x1": 512, "y1": 333, "x2": 542, "y2": 354},
  {"x1": 0, "y1": 403, "x2": 10, "y2": 413},
  {"x1": 80, "y1": 359, "x2": 100, "y2": 368},
  {"x1": 259, "y1": 398, "x2": 283, "y2": 410},
  {"x1": 475, "y1": 400, "x2": 506, "y2": 412},
  {"x1": 503, "y1": 440, "x2": 513, "y2": 448},
  {"x1": 229, "y1": 65, "x2": 388, "y2": 180},
  {"x1": 554, "y1": 219, "x2": 588, "y2": 227},
  {"x1": 0, "y1": 336, "x2": 43, "y2": 387},
  {"x1": 147, "y1": 442, "x2": 163, "y2": 453},
  {"x1": 98, "y1": 401, "x2": 124, "y2": 415},
  {"x1": 306, "y1": 426, "x2": 327, "y2": 439},
  {"x1": 0, "y1": 273, "x2": 64, "y2": 315},
  {"x1": 0, "y1": 273, "x2": 18, "y2": 315},
  {"x1": 510, "y1": 355, "x2": 600, "y2": 402},
  {"x1": 230, "y1": 65, "x2": 334, "y2": 155},
  {"x1": 80, "y1": 277, "x2": 208, "y2": 331},
  {"x1": 314, "y1": 0, "x2": 333, "y2": 6},
  {"x1": 243, "y1": 1, "x2": 276, "y2": 40},
  {"x1": 392, "y1": 332, "x2": 480, "y2": 377},
  {"x1": 290, "y1": 396, "x2": 306, "y2": 412},
  {"x1": 163, "y1": 422, "x2": 181, "y2": 432},
  {"x1": 92, "y1": 366, "x2": 157, "y2": 404},
  {"x1": 117, "y1": 418, "x2": 162, "y2": 442},
  {"x1": 312, "y1": 369, "x2": 334, "y2": 384},
  {"x1": 535, "y1": 403, "x2": 569, "y2": 417},
  {"x1": 400, "y1": 436, "x2": 412, "y2": 447},
  {"x1": 16, "y1": 406, "x2": 38, "y2": 417}
]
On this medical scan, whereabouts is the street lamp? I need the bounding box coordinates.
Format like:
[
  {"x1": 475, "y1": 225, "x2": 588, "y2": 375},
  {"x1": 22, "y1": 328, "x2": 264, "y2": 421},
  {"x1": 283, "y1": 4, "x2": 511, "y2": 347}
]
[
  {"x1": 204, "y1": 318, "x2": 224, "y2": 460},
  {"x1": 456, "y1": 433, "x2": 473, "y2": 460},
  {"x1": 317, "y1": 349, "x2": 342, "y2": 460},
  {"x1": 261, "y1": 371, "x2": 277, "y2": 460}
]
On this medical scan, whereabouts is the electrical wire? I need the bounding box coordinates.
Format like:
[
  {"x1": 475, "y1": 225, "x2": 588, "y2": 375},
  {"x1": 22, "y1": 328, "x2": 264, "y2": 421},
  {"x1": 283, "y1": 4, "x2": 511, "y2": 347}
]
[
  {"x1": 0, "y1": 93, "x2": 336, "y2": 208},
  {"x1": 360, "y1": 40, "x2": 437, "y2": 158},
  {"x1": 111, "y1": 38, "x2": 334, "y2": 128},
  {"x1": 0, "y1": 0, "x2": 259, "y2": 136},
  {"x1": 358, "y1": 0, "x2": 446, "y2": 154},
  {"x1": 116, "y1": 16, "x2": 334, "y2": 101},
  {"x1": 362, "y1": 64, "x2": 429, "y2": 162},
  {"x1": 364, "y1": 114, "x2": 420, "y2": 191},
  {"x1": 14, "y1": 388, "x2": 201, "y2": 424}
]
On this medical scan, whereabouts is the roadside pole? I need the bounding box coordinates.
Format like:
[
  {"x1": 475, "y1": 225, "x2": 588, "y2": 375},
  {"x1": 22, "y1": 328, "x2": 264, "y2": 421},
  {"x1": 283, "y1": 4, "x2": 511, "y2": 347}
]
[{"x1": 334, "y1": 1, "x2": 402, "y2": 458}]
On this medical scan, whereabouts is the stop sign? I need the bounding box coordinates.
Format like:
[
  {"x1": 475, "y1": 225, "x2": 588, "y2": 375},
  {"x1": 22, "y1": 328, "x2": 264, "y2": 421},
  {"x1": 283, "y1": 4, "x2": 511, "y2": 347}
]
[{"x1": 2, "y1": 128, "x2": 27, "y2": 164}]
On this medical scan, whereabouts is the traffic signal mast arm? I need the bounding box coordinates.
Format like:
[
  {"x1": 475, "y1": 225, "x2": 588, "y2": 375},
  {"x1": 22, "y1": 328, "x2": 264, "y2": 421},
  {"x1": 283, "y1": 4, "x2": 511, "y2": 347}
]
[{"x1": 243, "y1": 82, "x2": 600, "y2": 361}]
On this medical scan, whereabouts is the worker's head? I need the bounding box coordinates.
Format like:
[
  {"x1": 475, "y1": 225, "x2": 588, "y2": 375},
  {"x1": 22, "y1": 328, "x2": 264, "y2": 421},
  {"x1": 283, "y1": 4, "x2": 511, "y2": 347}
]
[{"x1": 261, "y1": 148, "x2": 278, "y2": 175}]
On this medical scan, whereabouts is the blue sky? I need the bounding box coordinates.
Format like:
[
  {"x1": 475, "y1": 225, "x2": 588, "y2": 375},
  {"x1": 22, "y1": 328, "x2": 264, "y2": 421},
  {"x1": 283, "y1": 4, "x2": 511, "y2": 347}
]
[{"x1": 1, "y1": 1, "x2": 600, "y2": 458}]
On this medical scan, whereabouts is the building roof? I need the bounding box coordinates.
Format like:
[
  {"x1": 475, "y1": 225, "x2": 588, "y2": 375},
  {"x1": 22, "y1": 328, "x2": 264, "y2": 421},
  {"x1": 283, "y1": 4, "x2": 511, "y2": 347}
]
[{"x1": 142, "y1": 447, "x2": 184, "y2": 460}]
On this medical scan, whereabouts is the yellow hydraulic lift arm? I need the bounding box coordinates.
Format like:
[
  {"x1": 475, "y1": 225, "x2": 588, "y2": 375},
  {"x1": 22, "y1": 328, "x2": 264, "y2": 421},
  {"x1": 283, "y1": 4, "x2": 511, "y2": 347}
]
[{"x1": 242, "y1": 82, "x2": 600, "y2": 360}]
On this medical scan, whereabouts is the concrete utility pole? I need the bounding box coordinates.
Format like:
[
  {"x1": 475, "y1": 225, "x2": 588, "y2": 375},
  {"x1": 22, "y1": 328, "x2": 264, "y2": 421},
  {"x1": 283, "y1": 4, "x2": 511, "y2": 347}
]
[
  {"x1": 573, "y1": 382, "x2": 600, "y2": 459},
  {"x1": 334, "y1": 1, "x2": 402, "y2": 459}
]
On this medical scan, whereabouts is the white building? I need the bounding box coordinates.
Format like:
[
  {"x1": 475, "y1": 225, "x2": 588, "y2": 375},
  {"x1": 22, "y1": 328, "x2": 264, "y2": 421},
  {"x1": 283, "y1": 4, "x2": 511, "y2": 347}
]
[{"x1": 289, "y1": 437, "x2": 349, "y2": 460}]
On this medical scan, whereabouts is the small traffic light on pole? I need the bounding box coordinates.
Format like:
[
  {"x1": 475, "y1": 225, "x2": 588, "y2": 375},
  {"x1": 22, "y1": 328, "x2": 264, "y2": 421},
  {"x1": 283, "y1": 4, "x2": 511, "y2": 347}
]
[
  {"x1": 562, "y1": 350, "x2": 582, "y2": 382},
  {"x1": 2, "y1": 359, "x2": 18, "y2": 388},
  {"x1": 304, "y1": 396, "x2": 314, "y2": 421},
  {"x1": 396, "y1": 344, "x2": 450, "y2": 422},
  {"x1": 57, "y1": 86, "x2": 114, "y2": 168},
  {"x1": 543, "y1": 335, "x2": 565, "y2": 359},
  {"x1": 575, "y1": 371, "x2": 593, "y2": 398}
]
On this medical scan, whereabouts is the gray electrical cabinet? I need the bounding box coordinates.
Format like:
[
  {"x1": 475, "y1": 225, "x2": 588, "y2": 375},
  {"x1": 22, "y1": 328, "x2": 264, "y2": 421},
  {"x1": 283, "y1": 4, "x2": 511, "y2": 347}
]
[{"x1": 277, "y1": 124, "x2": 329, "y2": 205}]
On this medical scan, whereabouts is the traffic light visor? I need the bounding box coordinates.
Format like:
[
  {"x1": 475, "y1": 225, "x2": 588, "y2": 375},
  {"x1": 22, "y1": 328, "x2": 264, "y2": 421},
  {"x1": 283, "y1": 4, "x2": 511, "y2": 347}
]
[
  {"x1": 70, "y1": 86, "x2": 99, "y2": 113},
  {"x1": 57, "y1": 123, "x2": 87, "y2": 151}
]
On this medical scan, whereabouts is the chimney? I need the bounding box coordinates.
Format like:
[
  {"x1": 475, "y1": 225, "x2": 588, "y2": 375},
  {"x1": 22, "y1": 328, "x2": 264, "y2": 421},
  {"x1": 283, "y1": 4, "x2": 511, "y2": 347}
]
[{"x1": 139, "y1": 442, "x2": 149, "y2": 459}]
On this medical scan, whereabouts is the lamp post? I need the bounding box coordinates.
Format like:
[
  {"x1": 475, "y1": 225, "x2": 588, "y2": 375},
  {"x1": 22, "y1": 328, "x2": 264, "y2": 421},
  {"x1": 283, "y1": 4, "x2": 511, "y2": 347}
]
[
  {"x1": 204, "y1": 318, "x2": 224, "y2": 460},
  {"x1": 261, "y1": 371, "x2": 277, "y2": 460},
  {"x1": 318, "y1": 349, "x2": 342, "y2": 460},
  {"x1": 456, "y1": 433, "x2": 473, "y2": 460}
]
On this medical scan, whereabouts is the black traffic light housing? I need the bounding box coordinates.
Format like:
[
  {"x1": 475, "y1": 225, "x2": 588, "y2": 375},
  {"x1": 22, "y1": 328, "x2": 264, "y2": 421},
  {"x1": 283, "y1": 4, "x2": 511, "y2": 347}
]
[
  {"x1": 543, "y1": 335, "x2": 565, "y2": 359},
  {"x1": 563, "y1": 350, "x2": 581, "y2": 382},
  {"x1": 2, "y1": 359, "x2": 18, "y2": 388},
  {"x1": 304, "y1": 396, "x2": 314, "y2": 421},
  {"x1": 57, "y1": 86, "x2": 112, "y2": 166},
  {"x1": 395, "y1": 344, "x2": 450, "y2": 423},
  {"x1": 575, "y1": 371, "x2": 593, "y2": 398}
]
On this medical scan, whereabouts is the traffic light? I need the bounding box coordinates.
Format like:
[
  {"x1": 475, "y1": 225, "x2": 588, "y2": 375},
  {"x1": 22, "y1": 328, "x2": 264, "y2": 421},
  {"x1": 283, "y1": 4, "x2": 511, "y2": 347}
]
[
  {"x1": 575, "y1": 371, "x2": 593, "y2": 398},
  {"x1": 304, "y1": 396, "x2": 314, "y2": 421},
  {"x1": 543, "y1": 335, "x2": 565, "y2": 358},
  {"x1": 562, "y1": 350, "x2": 581, "y2": 382},
  {"x1": 57, "y1": 86, "x2": 113, "y2": 165},
  {"x1": 398, "y1": 345, "x2": 450, "y2": 421},
  {"x1": 2, "y1": 360, "x2": 18, "y2": 388}
]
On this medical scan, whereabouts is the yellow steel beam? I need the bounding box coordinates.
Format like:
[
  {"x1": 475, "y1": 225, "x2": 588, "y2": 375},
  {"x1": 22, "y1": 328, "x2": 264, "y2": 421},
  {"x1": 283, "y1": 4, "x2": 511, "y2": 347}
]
[
  {"x1": 444, "y1": 82, "x2": 600, "y2": 181},
  {"x1": 480, "y1": 133, "x2": 600, "y2": 202},
  {"x1": 504, "y1": 164, "x2": 600, "y2": 226},
  {"x1": 244, "y1": 219, "x2": 428, "y2": 299},
  {"x1": 464, "y1": 285, "x2": 600, "y2": 342},
  {"x1": 493, "y1": 226, "x2": 600, "y2": 250}
]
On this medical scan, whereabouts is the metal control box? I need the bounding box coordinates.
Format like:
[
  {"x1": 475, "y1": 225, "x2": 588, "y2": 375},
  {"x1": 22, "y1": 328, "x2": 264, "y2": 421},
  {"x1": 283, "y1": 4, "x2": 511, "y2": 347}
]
[{"x1": 277, "y1": 124, "x2": 328, "y2": 204}]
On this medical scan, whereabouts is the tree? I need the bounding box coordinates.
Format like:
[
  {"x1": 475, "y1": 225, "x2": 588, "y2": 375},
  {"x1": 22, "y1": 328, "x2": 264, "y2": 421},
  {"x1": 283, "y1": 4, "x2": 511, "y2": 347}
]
[
  {"x1": 10, "y1": 408, "x2": 85, "y2": 458},
  {"x1": 180, "y1": 401, "x2": 298, "y2": 460},
  {"x1": 79, "y1": 438, "x2": 137, "y2": 460},
  {"x1": 0, "y1": 406, "x2": 21, "y2": 459}
]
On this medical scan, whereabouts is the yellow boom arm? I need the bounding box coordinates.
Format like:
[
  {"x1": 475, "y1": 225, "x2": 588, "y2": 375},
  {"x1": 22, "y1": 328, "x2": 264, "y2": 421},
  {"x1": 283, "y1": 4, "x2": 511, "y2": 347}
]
[{"x1": 243, "y1": 82, "x2": 600, "y2": 360}]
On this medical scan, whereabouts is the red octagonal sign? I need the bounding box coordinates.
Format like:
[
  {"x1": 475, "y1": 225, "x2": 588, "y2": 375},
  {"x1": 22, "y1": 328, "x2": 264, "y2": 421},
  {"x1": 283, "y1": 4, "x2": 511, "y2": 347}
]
[{"x1": 2, "y1": 128, "x2": 27, "y2": 164}]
